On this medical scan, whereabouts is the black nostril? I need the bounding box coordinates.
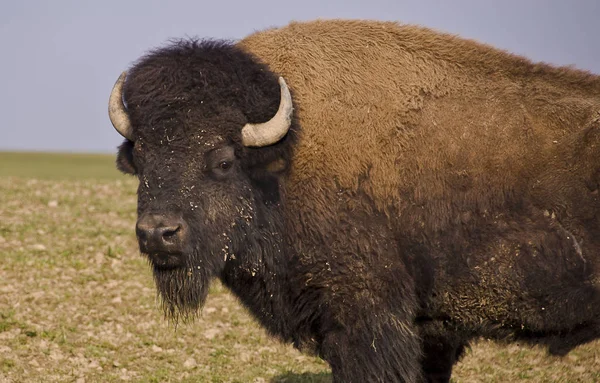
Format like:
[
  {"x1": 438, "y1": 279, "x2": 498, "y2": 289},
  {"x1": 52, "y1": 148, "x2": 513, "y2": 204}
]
[{"x1": 160, "y1": 225, "x2": 181, "y2": 243}]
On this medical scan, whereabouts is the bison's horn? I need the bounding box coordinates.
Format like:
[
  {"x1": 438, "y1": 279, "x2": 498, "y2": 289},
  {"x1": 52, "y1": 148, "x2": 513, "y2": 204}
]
[
  {"x1": 241, "y1": 77, "x2": 293, "y2": 147},
  {"x1": 108, "y1": 71, "x2": 133, "y2": 141}
]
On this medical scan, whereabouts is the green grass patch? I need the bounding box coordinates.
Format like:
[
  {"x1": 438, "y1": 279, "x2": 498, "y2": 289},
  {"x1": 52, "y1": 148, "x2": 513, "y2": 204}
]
[{"x1": 0, "y1": 151, "x2": 125, "y2": 180}]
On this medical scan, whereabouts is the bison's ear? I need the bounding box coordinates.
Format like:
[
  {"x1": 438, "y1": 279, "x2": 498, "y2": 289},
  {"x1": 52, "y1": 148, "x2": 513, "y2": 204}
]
[
  {"x1": 264, "y1": 158, "x2": 288, "y2": 174},
  {"x1": 116, "y1": 140, "x2": 136, "y2": 175}
]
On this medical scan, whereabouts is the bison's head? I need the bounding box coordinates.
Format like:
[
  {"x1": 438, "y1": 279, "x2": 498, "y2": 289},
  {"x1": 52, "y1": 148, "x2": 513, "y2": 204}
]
[{"x1": 108, "y1": 40, "x2": 296, "y2": 321}]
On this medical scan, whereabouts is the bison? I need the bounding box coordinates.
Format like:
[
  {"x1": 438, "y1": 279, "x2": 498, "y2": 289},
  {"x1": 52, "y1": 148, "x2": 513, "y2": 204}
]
[{"x1": 107, "y1": 19, "x2": 600, "y2": 382}]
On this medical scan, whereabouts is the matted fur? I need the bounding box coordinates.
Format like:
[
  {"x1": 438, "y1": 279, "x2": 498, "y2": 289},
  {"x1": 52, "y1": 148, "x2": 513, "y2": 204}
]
[{"x1": 114, "y1": 19, "x2": 600, "y2": 383}]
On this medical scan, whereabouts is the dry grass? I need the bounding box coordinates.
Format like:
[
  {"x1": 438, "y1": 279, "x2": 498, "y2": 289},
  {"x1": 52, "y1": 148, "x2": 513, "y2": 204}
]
[{"x1": 1, "y1": 153, "x2": 599, "y2": 382}]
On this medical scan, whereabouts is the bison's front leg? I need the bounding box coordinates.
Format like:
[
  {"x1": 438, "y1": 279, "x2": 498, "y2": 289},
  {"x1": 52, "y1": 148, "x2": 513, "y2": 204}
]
[
  {"x1": 420, "y1": 333, "x2": 467, "y2": 383},
  {"x1": 412, "y1": 319, "x2": 468, "y2": 383},
  {"x1": 319, "y1": 313, "x2": 422, "y2": 383}
]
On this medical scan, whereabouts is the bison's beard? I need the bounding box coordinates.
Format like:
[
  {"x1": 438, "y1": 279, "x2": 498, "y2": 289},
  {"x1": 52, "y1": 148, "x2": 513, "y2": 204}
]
[
  {"x1": 152, "y1": 262, "x2": 213, "y2": 324},
  {"x1": 148, "y1": 195, "x2": 267, "y2": 323}
]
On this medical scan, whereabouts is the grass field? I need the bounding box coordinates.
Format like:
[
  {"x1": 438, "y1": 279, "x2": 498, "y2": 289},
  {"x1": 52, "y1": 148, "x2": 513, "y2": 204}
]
[
  {"x1": 0, "y1": 152, "x2": 121, "y2": 180},
  {"x1": 1, "y1": 152, "x2": 599, "y2": 382}
]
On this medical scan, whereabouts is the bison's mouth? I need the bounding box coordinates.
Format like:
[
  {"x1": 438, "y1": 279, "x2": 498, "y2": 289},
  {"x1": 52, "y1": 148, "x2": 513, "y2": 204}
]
[{"x1": 144, "y1": 252, "x2": 185, "y2": 270}]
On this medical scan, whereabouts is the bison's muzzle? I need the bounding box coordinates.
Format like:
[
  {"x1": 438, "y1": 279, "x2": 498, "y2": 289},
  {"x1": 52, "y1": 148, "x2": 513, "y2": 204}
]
[{"x1": 136, "y1": 213, "x2": 189, "y2": 269}]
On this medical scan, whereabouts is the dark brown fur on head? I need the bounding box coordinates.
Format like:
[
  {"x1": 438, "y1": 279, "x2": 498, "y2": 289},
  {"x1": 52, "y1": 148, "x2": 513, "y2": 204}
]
[
  {"x1": 118, "y1": 39, "x2": 298, "y2": 175},
  {"x1": 115, "y1": 39, "x2": 298, "y2": 322}
]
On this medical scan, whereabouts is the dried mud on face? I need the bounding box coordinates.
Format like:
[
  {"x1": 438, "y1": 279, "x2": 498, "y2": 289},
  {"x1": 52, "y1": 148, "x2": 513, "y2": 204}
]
[{"x1": 1, "y1": 176, "x2": 599, "y2": 382}]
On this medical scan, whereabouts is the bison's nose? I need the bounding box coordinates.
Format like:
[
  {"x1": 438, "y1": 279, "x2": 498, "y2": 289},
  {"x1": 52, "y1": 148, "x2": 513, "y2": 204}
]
[{"x1": 136, "y1": 214, "x2": 188, "y2": 266}]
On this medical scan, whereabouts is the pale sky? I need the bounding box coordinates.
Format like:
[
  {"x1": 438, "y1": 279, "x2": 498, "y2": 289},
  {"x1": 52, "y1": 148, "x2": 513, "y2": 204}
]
[{"x1": 1, "y1": 0, "x2": 599, "y2": 153}]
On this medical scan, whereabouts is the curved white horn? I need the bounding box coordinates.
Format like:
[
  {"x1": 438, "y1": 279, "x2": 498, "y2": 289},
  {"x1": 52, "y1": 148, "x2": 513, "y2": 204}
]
[
  {"x1": 108, "y1": 71, "x2": 133, "y2": 141},
  {"x1": 241, "y1": 77, "x2": 293, "y2": 147}
]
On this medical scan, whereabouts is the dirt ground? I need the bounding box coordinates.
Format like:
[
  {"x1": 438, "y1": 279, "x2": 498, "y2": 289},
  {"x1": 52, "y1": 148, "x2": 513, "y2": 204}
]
[{"x1": 1, "y1": 175, "x2": 599, "y2": 382}]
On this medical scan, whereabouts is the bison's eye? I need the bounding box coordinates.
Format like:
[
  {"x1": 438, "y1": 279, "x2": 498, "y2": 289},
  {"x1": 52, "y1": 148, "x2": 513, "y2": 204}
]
[
  {"x1": 210, "y1": 158, "x2": 235, "y2": 178},
  {"x1": 206, "y1": 146, "x2": 236, "y2": 179},
  {"x1": 219, "y1": 161, "x2": 232, "y2": 171}
]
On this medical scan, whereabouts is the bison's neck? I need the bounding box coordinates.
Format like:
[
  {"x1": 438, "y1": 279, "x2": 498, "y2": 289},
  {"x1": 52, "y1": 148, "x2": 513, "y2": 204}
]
[{"x1": 219, "y1": 215, "x2": 296, "y2": 341}]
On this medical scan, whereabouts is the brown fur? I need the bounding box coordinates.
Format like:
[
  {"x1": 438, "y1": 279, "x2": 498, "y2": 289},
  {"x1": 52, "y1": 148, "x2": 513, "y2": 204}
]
[{"x1": 240, "y1": 20, "x2": 600, "y2": 219}]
